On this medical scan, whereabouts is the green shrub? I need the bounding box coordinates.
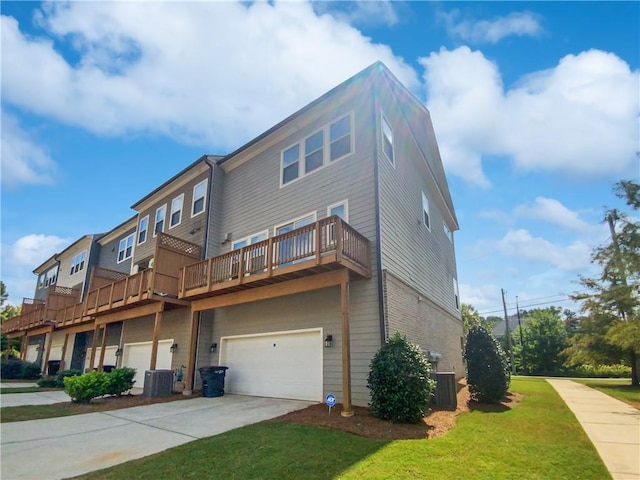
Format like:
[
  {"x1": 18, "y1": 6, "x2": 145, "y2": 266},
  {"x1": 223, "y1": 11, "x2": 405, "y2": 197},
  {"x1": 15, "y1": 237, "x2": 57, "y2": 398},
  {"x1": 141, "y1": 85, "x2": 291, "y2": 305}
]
[
  {"x1": 64, "y1": 370, "x2": 109, "y2": 403},
  {"x1": 367, "y1": 332, "x2": 436, "y2": 423},
  {"x1": 465, "y1": 326, "x2": 510, "y2": 403},
  {"x1": 55, "y1": 369, "x2": 82, "y2": 387},
  {"x1": 37, "y1": 376, "x2": 59, "y2": 388},
  {"x1": 1, "y1": 358, "x2": 41, "y2": 379},
  {"x1": 561, "y1": 364, "x2": 632, "y2": 378},
  {"x1": 105, "y1": 367, "x2": 136, "y2": 396}
]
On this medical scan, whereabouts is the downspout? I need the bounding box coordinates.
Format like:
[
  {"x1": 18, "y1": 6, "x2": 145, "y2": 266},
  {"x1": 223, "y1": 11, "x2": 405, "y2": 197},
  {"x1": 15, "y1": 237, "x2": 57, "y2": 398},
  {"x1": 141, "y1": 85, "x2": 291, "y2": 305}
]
[{"x1": 372, "y1": 77, "x2": 387, "y2": 347}]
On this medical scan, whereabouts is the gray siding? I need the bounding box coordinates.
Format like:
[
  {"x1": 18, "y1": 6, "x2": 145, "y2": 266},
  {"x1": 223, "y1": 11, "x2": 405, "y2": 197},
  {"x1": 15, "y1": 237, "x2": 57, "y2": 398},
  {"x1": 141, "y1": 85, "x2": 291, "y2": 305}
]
[
  {"x1": 376, "y1": 85, "x2": 460, "y2": 319},
  {"x1": 133, "y1": 170, "x2": 210, "y2": 265},
  {"x1": 205, "y1": 165, "x2": 226, "y2": 258},
  {"x1": 97, "y1": 227, "x2": 136, "y2": 273}
]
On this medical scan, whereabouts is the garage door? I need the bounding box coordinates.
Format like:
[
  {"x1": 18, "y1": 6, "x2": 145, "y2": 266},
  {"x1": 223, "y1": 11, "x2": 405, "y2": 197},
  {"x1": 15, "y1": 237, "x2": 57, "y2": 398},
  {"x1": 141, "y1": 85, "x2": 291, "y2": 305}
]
[
  {"x1": 220, "y1": 329, "x2": 322, "y2": 402},
  {"x1": 122, "y1": 340, "x2": 174, "y2": 390},
  {"x1": 26, "y1": 345, "x2": 39, "y2": 363},
  {"x1": 49, "y1": 344, "x2": 64, "y2": 361},
  {"x1": 85, "y1": 346, "x2": 119, "y2": 371}
]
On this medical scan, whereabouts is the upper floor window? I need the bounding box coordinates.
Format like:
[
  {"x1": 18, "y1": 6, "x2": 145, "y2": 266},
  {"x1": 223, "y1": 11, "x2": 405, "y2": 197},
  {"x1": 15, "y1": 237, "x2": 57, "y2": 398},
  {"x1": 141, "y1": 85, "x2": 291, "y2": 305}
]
[
  {"x1": 281, "y1": 114, "x2": 353, "y2": 186},
  {"x1": 192, "y1": 180, "x2": 207, "y2": 217},
  {"x1": 453, "y1": 278, "x2": 460, "y2": 310},
  {"x1": 327, "y1": 200, "x2": 348, "y2": 222},
  {"x1": 138, "y1": 216, "x2": 149, "y2": 245},
  {"x1": 232, "y1": 231, "x2": 269, "y2": 251},
  {"x1": 170, "y1": 194, "x2": 184, "y2": 229},
  {"x1": 70, "y1": 251, "x2": 87, "y2": 276},
  {"x1": 382, "y1": 115, "x2": 394, "y2": 165},
  {"x1": 444, "y1": 222, "x2": 453, "y2": 243},
  {"x1": 154, "y1": 204, "x2": 166, "y2": 236},
  {"x1": 118, "y1": 234, "x2": 134, "y2": 263},
  {"x1": 45, "y1": 266, "x2": 58, "y2": 287},
  {"x1": 422, "y1": 191, "x2": 430, "y2": 230}
]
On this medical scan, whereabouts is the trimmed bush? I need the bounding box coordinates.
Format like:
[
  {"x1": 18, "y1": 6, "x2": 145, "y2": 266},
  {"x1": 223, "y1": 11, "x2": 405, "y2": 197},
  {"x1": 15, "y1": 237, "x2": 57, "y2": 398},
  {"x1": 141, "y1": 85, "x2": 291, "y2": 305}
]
[
  {"x1": 465, "y1": 326, "x2": 510, "y2": 403},
  {"x1": 1, "y1": 358, "x2": 41, "y2": 380},
  {"x1": 367, "y1": 332, "x2": 436, "y2": 423},
  {"x1": 37, "y1": 376, "x2": 59, "y2": 388},
  {"x1": 64, "y1": 370, "x2": 109, "y2": 403},
  {"x1": 105, "y1": 367, "x2": 136, "y2": 396},
  {"x1": 37, "y1": 369, "x2": 82, "y2": 388}
]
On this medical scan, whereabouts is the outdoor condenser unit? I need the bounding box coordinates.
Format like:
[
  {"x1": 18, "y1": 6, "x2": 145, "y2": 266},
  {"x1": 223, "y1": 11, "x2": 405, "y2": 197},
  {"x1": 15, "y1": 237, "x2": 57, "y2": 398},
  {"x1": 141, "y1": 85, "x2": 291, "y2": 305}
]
[
  {"x1": 431, "y1": 372, "x2": 457, "y2": 410},
  {"x1": 142, "y1": 369, "x2": 173, "y2": 398}
]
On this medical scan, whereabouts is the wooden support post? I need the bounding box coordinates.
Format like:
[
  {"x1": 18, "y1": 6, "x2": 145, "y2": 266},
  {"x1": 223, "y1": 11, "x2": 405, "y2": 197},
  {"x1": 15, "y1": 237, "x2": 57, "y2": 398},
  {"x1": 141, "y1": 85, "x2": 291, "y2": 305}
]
[
  {"x1": 340, "y1": 280, "x2": 353, "y2": 417},
  {"x1": 267, "y1": 238, "x2": 274, "y2": 277},
  {"x1": 20, "y1": 335, "x2": 28, "y2": 360},
  {"x1": 41, "y1": 333, "x2": 52, "y2": 376},
  {"x1": 60, "y1": 333, "x2": 70, "y2": 370},
  {"x1": 97, "y1": 324, "x2": 108, "y2": 371},
  {"x1": 314, "y1": 220, "x2": 321, "y2": 265},
  {"x1": 185, "y1": 310, "x2": 200, "y2": 394},
  {"x1": 88, "y1": 324, "x2": 100, "y2": 372},
  {"x1": 149, "y1": 309, "x2": 163, "y2": 370}
]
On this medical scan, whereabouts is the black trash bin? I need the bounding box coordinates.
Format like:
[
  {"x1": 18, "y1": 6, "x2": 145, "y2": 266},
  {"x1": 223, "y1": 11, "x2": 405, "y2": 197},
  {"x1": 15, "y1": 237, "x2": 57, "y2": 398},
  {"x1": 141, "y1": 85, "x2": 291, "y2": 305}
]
[
  {"x1": 47, "y1": 360, "x2": 61, "y2": 376},
  {"x1": 103, "y1": 365, "x2": 116, "y2": 373},
  {"x1": 199, "y1": 366, "x2": 228, "y2": 397}
]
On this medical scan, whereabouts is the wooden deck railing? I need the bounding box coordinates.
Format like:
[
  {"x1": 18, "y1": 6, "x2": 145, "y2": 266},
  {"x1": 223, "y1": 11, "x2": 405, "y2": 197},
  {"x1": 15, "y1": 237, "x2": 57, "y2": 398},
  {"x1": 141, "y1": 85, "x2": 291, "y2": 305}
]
[{"x1": 179, "y1": 216, "x2": 371, "y2": 298}]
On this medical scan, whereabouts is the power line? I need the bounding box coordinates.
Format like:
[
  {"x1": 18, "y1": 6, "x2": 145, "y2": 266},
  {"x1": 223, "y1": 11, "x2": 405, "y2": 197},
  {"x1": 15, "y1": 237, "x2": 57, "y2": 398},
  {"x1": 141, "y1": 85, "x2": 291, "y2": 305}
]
[{"x1": 478, "y1": 296, "x2": 582, "y2": 316}]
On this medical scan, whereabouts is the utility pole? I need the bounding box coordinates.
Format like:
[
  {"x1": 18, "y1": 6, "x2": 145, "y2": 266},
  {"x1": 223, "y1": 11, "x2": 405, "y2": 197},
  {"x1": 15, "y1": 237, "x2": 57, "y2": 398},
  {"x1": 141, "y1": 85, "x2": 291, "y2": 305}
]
[
  {"x1": 516, "y1": 296, "x2": 527, "y2": 373},
  {"x1": 501, "y1": 288, "x2": 516, "y2": 374}
]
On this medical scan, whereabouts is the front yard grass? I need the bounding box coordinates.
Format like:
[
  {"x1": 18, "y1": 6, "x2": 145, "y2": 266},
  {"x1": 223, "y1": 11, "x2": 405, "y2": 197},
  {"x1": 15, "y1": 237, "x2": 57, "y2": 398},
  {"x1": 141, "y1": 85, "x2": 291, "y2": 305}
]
[
  {"x1": 76, "y1": 378, "x2": 610, "y2": 480},
  {"x1": 574, "y1": 378, "x2": 640, "y2": 410},
  {"x1": 0, "y1": 387, "x2": 57, "y2": 394}
]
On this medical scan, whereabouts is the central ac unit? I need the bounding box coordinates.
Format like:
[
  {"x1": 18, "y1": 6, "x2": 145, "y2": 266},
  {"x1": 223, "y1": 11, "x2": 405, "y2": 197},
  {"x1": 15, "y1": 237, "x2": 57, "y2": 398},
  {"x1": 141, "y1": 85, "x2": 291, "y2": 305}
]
[{"x1": 142, "y1": 369, "x2": 173, "y2": 398}]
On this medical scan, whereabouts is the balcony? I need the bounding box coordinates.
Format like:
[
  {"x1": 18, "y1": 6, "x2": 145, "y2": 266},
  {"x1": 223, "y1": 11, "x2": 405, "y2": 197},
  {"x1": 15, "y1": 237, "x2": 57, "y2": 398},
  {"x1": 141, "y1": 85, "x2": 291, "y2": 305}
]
[
  {"x1": 179, "y1": 216, "x2": 371, "y2": 300},
  {"x1": 1, "y1": 286, "x2": 81, "y2": 335},
  {"x1": 84, "y1": 233, "x2": 201, "y2": 316}
]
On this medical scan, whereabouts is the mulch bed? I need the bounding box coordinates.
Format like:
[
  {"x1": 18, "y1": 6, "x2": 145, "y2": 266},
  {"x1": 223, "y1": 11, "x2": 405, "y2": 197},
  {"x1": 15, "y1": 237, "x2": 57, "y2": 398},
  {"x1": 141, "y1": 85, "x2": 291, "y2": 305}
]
[{"x1": 276, "y1": 380, "x2": 522, "y2": 440}]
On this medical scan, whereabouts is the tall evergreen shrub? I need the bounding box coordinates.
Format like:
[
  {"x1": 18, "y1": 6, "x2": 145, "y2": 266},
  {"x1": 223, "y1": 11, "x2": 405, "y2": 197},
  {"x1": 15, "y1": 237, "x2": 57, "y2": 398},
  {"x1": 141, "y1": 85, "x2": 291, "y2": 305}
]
[{"x1": 464, "y1": 326, "x2": 510, "y2": 403}]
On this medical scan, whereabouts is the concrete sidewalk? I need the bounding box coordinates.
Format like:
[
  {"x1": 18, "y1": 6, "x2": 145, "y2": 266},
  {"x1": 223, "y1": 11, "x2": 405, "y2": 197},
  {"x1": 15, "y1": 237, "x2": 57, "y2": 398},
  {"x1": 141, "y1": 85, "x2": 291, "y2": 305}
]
[
  {"x1": 1, "y1": 390, "x2": 71, "y2": 407},
  {"x1": 1, "y1": 394, "x2": 313, "y2": 480},
  {"x1": 547, "y1": 379, "x2": 640, "y2": 480}
]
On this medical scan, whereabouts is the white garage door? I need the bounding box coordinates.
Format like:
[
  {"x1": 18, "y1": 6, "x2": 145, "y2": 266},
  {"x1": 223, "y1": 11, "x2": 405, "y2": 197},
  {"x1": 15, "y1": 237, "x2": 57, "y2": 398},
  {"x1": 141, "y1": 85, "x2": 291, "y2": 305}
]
[
  {"x1": 49, "y1": 344, "x2": 64, "y2": 361},
  {"x1": 122, "y1": 340, "x2": 174, "y2": 390},
  {"x1": 220, "y1": 329, "x2": 322, "y2": 402},
  {"x1": 26, "y1": 345, "x2": 39, "y2": 363},
  {"x1": 85, "y1": 346, "x2": 119, "y2": 371}
]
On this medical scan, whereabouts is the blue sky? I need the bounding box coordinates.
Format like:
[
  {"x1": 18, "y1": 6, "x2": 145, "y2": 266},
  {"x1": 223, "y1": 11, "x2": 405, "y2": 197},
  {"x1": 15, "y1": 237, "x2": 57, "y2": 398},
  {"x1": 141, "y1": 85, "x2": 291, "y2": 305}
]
[{"x1": 1, "y1": 1, "x2": 638, "y2": 318}]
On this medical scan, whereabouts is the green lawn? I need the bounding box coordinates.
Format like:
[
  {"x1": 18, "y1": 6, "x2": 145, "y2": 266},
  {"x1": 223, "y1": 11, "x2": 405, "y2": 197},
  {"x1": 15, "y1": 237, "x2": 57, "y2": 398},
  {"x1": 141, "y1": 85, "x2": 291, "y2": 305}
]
[
  {"x1": 0, "y1": 387, "x2": 55, "y2": 394},
  {"x1": 1, "y1": 404, "x2": 81, "y2": 422},
  {"x1": 75, "y1": 378, "x2": 610, "y2": 480},
  {"x1": 574, "y1": 378, "x2": 640, "y2": 409}
]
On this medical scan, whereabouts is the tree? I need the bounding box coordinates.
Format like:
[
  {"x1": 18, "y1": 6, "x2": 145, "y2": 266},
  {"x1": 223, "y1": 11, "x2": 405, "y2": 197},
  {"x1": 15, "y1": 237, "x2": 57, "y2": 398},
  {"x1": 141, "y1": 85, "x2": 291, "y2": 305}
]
[
  {"x1": 512, "y1": 307, "x2": 567, "y2": 374},
  {"x1": 0, "y1": 281, "x2": 7, "y2": 306},
  {"x1": 464, "y1": 325, "x2": 510, "y2": 403},
  {"x1": 461, "y1": 303, "x2": 500, "y2": 332},
  {"x1": 570, "y1": 180, "x2": 640, "y2": 386},
  {"x1": 0, "y1": 282, "x2": 22, "y2": 356}
]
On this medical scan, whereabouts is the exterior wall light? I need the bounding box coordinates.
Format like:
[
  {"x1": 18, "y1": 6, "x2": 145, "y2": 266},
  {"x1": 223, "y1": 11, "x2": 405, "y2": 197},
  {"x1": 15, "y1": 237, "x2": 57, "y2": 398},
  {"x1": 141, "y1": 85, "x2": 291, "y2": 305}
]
[
  {"x1": 324, "y1": 334, "x2": 333, "y2": 348},
  {"x1": 115, "y1": 348, "x2": 123, "y2": 357},
  {"x1": 170, "y1": 343, "x2": 178, "y2": 353},
  {"x1": 210, "y1": 342, "x2": 218, "y2": 353}
]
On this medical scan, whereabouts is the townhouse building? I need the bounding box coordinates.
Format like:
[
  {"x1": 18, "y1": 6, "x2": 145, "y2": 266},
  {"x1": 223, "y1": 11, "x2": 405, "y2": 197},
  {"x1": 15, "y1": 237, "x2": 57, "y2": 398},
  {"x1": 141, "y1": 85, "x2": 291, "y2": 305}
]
[{"x1": 3, "y1": 62, "x2": 463, "y2": 414}]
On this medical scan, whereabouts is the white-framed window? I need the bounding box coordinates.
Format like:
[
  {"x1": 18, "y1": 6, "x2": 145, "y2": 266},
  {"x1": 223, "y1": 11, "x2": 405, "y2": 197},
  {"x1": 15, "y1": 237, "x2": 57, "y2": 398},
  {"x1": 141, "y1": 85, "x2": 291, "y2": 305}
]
[
  {"x1": 38, "y1": 273, "x2": 45, "y2": 289},
  {"x1": 422, "y1": 191, "x2": 430, "y2": 230},
  {"x1": 382, "y1": 115, "x2": 394, "y2": 165},
  {"x1": 327, "y1": 199, "x2": 348, "y2": 222},
  {"x1": 138, "y1": 216, "x2": 149, "y2": 245},
  {"x1": 444, "y1": 222, "x2": 453, "y2": 243},
  {"x1": 231, "y1": 231, "x2": 269, "y2": 251},
  {"x1": 154, "y1": 204, "x2": 166, "y2": 237},
  {"x1": 281, "y1": 113, "x2": 353, "y2": 186},
  {"x1": 70, "y1": 251, "x2": 87, "y2": 276},
  {"x1": 453, "y1": 278, "x2": 459, "y2": 310},
  {"x1": 192, "y1": 179, "x2": 207, "y2": 217},
  {"x1": 275, "y1": 212, "x2": 317, "y2": 264},
  {"x1": 118, "y1": 234, "x2": 134, "y2": 263},
  {"x1": 45, "y1": 266, "x2": 58, "y2": 287},
  {"x1": 169, "y1": 194, "x2": 184, "y2": 229}
]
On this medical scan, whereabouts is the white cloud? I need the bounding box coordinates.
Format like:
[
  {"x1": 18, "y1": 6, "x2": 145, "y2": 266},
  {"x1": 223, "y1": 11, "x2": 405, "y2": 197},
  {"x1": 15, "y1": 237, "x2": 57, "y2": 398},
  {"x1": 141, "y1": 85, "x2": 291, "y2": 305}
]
[
  {"x1": 513, "y1": 197, "x2": 597, "y2": 234},
  {"x1": 314, "y1": 1, "x2": 399, "y2": 27},
  {"x1": 1, "y1": 110, "x2": 57, "y2": 188},
  {"x1": 1, "y1": 234, "x2": 71, "y2": 304},
  {"x1": 486, "y1": 229, "x2": 592, "y2": 271},
  {"x1": 459, "y1": 282, "x2": 500, "y2": 310},
  {"x1": 2, "y1": 2, "x2": 417, "y2": 150},
  {"x1": 420, "y1": 47, "x2": 639, "y2": 187},
  {"x1": 442, "y1": 10, "x2": 543, "y2": 44}
]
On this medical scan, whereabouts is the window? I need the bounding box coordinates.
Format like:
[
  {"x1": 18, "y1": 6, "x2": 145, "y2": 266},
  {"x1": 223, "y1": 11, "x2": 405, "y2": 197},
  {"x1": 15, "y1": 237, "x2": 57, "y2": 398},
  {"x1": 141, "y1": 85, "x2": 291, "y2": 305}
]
[
  {"x1": 38, "y1": 274, "x2": 45, "y2": 289},
  {"x1": 45, "y1": 266, "x2": 58, "y2": 287},
  {"x1": 70, "y1": 251, "x2": 87, "y2": 276},
  {"x1": 275, "y1": 213, "x2": 316, "y2": 265},
  {"x1": 118, "y1": 234, "x2": 134, "y2": 263},
  {"x1": 281, "y1": 114, "x2": 353, "y2": 186},
  {"x1": 327, "y1": 200, "x2": 348, "y2": 222},
  {"x1": 444, "y1": 222, "x2": 453, "y2": 243},
  {"x1": 170, "y1": 195, "x2": 184, "y2": 228},
  {"x1": 138, "y1": 216, "x2": 149, "y2": 245},
  {"x1": 232, "y1": 231, "x2": 269, "y2": 251},
  {"x1": 382, "y1": 115, "x2": 394, "y2": 164},
  {"x1": 154, "y1": 205, "x2": 166, "y2": 236},
  {"x1": 453, "y1": 278, "x2": 460, "y2": 310},
  {"x1": 192, "y1": 180, "x2": 207, "y2": 217},
  {"x1": 422, "y1": 191, "x2": 430, "y2": 229}
]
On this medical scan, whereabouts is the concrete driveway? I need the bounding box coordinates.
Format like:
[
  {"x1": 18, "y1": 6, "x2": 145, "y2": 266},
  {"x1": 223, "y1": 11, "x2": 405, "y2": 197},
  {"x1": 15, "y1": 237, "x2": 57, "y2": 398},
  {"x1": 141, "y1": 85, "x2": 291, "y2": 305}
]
[{"x1": 1, "y1": 394, "x2": 314, "y2": 480}]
